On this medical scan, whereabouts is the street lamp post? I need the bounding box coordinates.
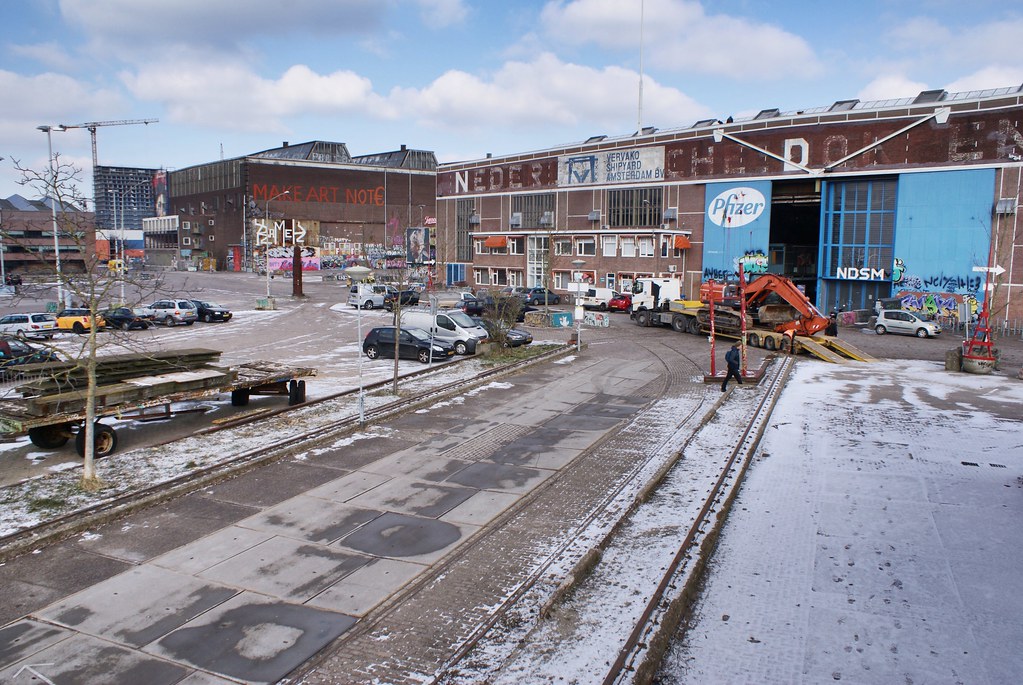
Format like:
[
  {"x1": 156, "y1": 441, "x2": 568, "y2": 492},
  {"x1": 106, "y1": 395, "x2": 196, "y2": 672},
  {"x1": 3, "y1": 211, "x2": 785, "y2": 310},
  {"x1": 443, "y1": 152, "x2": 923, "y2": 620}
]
[
  {"x1": 346, "y1": 264, "x2": 372, "y2": 425},
  {"x1": 572, "y1": 259, "x2": 585, "y2": 352},
  {"x1": 264, "y1": 190, "x2": 291, "y2": 299},
  {"x1": 37, "y1": 126, "x2": 65, "y2": 308}
]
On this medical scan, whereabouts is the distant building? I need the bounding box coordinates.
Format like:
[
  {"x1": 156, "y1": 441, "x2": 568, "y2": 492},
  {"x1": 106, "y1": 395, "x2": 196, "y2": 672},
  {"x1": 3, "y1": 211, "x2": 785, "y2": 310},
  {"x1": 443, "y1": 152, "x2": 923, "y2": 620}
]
[
  {"x1": 0, "y1": 194, "x2": 94, "y2": 275},
  {"x1": 435, "y1": 85, "x2": 1023, "y2": 324},
  {"x1": 159, "y1": 141, "x2": 437, "y2": 275},
  {"x1": 93, "y1": 166, "x2": 158, "y2": 261}
]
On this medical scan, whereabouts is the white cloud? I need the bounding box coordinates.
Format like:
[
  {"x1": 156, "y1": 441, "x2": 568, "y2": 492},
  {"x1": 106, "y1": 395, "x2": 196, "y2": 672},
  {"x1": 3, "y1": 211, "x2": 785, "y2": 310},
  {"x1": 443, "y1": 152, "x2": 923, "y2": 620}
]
[
  {"x1": 390, "y1": 52, "x2": 709, "y2": 139},
  {"x1": 541, "y1": 0, "x2": 822, "y2": 79},
  {"x1": 944, "y1": 66, "x2": 1023, "y2": 94},
  {"x1": 8, "y1": 42, "x2": 79, "y2": 72},
  {"x1": 58, "y1": 0, "x2": 385, "y2": 60},
  {"x1": 414, "y1": 0, "x2": 469, "y2": 28},
  {"x1": 120, "y1": 62, "x2": 394, "y2": 131},
  {"x1": 0, "y1": 70, "x2": 125, "y2": 133},
  {"x1": 855, "y1": 75, "x2": 930, "y2": 103}
]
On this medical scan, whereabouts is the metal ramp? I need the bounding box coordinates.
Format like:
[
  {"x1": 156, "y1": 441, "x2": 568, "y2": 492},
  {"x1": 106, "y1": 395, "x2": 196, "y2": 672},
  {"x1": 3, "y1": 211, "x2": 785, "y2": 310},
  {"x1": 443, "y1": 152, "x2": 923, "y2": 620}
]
[
  {"x1": 819, "y1": 336, "x2": 878, "y2": 362},
  {"x1": 796, "y1": 337, "x2": 848, "y2": 364}
]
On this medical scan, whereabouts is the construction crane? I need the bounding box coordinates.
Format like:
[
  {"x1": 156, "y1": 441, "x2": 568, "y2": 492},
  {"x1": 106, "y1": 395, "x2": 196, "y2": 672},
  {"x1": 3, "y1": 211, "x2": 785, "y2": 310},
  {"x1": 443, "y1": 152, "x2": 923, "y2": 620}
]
[{"x1": 58, "y1": 118, "x2": 159, "y2": 168}]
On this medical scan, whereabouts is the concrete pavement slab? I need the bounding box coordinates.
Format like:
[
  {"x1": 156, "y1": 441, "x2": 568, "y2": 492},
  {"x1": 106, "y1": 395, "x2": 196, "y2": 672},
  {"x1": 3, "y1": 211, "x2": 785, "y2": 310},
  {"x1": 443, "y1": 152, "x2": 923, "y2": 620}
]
[
  {"x1": 36, "y1": 565, "x2": 238, "y2": 648},
  {"x1": 1, "y1": 632, "x2": 192, "y2": 685},
  {"x1": 343, "y1": 476, "x2": 477, "y2": 517},
  {"x1": 237, "y1": 494, "x2": 382, "y2": 543},
  {"x1": 150, "y1": 526, "x2": 273, "y2": 575},
  {"x1": 444, "y1": 460, "x2": 554, "y2": 493},
  {"x1": 441, "y1": 490, "x2": 522, "y2": 526},
  {"x1": 0, "y1": 543, "x2": 131, "y2": 625},
  {"x1": 0, "y1": 618, "x2": 71, "y2": 667},
  {"x1": 302, "y1": 469, "x2": 390, "y2": 502},
  {"x1": 199, "y1": 460, "x2": 346, "y2": 508},
  {"x1": 337, "y1": 511, "x2": 478, "y2": 563},
  {"x1": 305, "y1": 557, "x2": 427, "y2": 616},
  {"x1": 196, "y1": 535, "x2": 371, "y2": 602},
  {"x1": 300, "y1": 430, "x2": 419, "y2": 470},
  {"x1": 149, "y1": 591, "x2": 357, "y2": 685},
  {"x1": 75, "y1": 494, "x2": 260, "y2": 564}
]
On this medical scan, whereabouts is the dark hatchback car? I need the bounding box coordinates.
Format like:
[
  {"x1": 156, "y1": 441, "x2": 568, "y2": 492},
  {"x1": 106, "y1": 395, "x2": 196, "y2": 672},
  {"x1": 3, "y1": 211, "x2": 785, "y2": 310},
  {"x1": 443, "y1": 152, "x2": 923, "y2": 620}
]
[
  {"x1": 363, "y1": 326, "x2": 456, "y2": 364},
  {"x1": 190, "y1": 300, "x2": 233, "y2": 323},
  {"x1": 189, "y1": 298, "x2": 233, "y2": 323},
  {"x1": 0, "y1": 336, "x2": 60, "y2": 368},
  {"x1": 101, "y1": 307, "x2": 152, "y2": 330},
  {"x1": 471, "y1": 316, "x2": 533, "y2": 347},
  {"x1": 521, "y1": 287, "x2": 561, "y2": 305}
]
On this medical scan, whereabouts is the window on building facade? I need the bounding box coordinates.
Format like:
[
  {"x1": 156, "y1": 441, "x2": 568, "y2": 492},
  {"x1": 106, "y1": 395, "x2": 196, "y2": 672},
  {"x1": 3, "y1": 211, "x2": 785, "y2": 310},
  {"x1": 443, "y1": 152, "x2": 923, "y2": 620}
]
[
  {"x1": 456, "y1": 199, "x2": 474, "y2": 262},
  {"x1": 475, "y1": 239, "x2": 490, "y2": 255},
  {"x1": 606, "y1": 273, "x2": 616, "y2": 291},
  {"x1": 554, "y1": 239, "x2": 573, "y2": 256},
  {"x1": 474, "y1": 268, "x2": 491, "y2": 285},
  {"x1": 607, "y1": 187, "x2": 662, "y2": 227},
  {"x1": 509, "y1": 237, "x2": 525, "y2": 255},
  {"x1": 508, "y1": 270, "x2": 524, "y2": 287},
  {"x1": 553, "y1": 271, "x2": 570, "y2": 289},
  {"x1": 491, "y1": 269, "x2": 508, "y2": 286},
  {"x1": 576, "y1": 239, "x2": 596, "y2": 256},
  {"x1": 527, "y1": 236, "x2": 549, "y2": 287},
  {"x1": 819, "y1": 179, "x2": 897, "y2": 311},
  {"x1": 621, "y1": 237, "x2": 636, "y2": 257},
  {"x1": 511, "y1": 193, "x2": 555, "y2": 228},
  {"x1": 639, "y1": 237, "x2": 654, "y2": 257},
  {"x1": 602, "y1": 236, "x2": 617, "y2": 257}
]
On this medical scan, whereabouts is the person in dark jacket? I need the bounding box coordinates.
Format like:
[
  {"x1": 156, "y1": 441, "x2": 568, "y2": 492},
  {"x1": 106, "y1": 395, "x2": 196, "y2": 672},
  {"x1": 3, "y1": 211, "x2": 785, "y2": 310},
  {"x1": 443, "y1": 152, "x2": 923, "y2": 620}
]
[
  {"x1": 722, "y1": 342, "x2": 743, "y2": 392},
  {"x1": 825, "y1": 311, "x2": 838, "y2": 336}
]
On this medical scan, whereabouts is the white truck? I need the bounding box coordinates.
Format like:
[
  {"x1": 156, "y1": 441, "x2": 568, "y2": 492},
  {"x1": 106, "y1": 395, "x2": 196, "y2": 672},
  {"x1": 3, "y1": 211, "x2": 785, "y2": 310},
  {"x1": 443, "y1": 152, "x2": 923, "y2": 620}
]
[
  {"x1": 348, "y1": 283, "x2": 387, "y2": 309},
  {"x1": 577, "y1": 287, "x2": 619, "y2": 311}
]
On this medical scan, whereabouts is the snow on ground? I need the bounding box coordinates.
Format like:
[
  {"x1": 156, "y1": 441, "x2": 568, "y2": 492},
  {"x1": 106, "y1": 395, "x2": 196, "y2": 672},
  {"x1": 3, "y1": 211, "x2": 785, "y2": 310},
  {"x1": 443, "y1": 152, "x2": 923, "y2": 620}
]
[
  {"x1": 659, "y1": 359, "x2": 1023, "y2": 683},
  {"x1": 0, "y1": 353, "x2": 549, "y2": 539}
]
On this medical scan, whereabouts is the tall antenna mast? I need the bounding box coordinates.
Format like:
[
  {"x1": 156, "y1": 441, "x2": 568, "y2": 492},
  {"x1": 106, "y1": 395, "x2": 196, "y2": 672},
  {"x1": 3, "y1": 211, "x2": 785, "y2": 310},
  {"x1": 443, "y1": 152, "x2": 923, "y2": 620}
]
[{"x1": 637, "y1": 0, "x2": 645, "y2": 131}]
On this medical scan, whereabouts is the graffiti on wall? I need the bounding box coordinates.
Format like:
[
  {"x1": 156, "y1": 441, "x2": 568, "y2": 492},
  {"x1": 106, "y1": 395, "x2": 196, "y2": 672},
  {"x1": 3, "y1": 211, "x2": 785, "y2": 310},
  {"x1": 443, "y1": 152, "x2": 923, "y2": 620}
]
[
  {"x1": 895, "y1": 290, "x2": 978, "y2": 320},
  {"x1": 737, "y1": 250, "x2": 769, "y2": 275},
  {"x1": 703, "y1": 249, "x2": 769, "y2": 281}
]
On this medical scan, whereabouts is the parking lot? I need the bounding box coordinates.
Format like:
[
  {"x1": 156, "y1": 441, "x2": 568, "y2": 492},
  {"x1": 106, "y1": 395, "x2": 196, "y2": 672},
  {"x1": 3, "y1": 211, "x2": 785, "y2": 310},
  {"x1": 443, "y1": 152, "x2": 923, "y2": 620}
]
[{"x1": 1, "y1": 269, "x2": 1020, "y2": 489}]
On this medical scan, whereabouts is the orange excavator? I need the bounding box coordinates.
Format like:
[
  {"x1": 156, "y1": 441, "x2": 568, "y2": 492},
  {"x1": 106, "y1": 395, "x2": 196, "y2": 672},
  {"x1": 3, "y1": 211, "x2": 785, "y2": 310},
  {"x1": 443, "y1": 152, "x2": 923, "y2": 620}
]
[{"x1": 700, "y1": 274, "x2": 830, "y2": 337}]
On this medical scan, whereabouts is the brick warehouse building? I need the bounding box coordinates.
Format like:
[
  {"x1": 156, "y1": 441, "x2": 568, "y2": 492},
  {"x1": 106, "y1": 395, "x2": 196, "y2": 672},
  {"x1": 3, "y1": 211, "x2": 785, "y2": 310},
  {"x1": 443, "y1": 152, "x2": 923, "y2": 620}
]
[
  {"x1": 434, "y1": 85, "x2": 1023, "y2": 325},
  {"x1": 157, "y1": 141, "x2": 436, "y2": 275}
]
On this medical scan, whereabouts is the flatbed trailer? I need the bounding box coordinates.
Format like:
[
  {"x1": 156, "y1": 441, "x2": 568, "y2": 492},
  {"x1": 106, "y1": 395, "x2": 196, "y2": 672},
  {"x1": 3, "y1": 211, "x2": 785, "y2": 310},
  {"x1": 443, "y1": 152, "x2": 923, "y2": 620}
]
[
  {"x1": 632, "y1": 302, "x2": 876, "y2": 363},
  {"x1": 0, "y1": 349, "x2": 315, "y2": 458}
]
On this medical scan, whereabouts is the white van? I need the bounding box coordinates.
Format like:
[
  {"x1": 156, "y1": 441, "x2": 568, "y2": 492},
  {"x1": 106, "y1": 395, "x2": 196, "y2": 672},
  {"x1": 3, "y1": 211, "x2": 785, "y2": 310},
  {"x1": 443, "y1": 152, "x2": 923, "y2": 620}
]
[
  {"x1": 349, "y1": 283, "x2": 387, "y2": 309},
  {"x1": 400, "y1": 308, "x2": 489, "y2": 355},
  {"x1": 578, "y1": 287, "x2": 619, "y2": 311}
]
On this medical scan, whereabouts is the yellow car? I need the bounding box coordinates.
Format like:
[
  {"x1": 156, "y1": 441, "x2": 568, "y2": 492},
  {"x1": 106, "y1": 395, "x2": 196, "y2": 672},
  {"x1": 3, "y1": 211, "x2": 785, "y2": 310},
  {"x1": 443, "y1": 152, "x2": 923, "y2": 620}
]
[{"x1": 56, "y1": 308, "x2": 106, "y2": 334}]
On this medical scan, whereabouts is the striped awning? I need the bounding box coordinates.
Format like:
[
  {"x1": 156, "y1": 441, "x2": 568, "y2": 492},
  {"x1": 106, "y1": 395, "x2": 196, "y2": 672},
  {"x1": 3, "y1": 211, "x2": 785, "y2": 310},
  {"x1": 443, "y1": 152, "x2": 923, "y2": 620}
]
[
  {"x1": 484, "y1": 236, "x2": 508, "y2": 248},
  {"x1": 673, "y1": 235, "x2": 692, "y2": 249}
]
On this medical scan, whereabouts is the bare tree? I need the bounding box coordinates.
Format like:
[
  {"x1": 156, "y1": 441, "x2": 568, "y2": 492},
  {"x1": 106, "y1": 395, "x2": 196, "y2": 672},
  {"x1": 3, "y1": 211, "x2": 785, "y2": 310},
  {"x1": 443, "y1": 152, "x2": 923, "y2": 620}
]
[{"x1": 5, "y1": 155, "x2": 161, "y2": 488}]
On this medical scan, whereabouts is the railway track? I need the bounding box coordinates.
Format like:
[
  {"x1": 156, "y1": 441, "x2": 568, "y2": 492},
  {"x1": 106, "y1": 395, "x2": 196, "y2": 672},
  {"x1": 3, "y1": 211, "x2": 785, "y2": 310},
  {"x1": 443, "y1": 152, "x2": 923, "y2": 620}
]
[
  {"x1": 433, "y1": 353, "x2": 793, "y2": 684},
  {"x1": 0, "y1": 345, "x2": 573, "y2": 561}
]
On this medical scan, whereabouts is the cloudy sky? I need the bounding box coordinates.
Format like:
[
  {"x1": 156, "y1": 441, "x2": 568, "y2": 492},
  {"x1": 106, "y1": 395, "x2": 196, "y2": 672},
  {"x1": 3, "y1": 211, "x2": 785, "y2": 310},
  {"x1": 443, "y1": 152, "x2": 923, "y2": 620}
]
[{"x1": 2, "y1": 0, "x2": 1022, "y2": 204}]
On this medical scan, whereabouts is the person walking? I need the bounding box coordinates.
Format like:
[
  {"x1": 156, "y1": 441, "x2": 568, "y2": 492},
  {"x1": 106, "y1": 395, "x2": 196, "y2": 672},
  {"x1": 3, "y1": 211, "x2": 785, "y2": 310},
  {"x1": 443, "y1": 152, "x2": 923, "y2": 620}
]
[{"x1": 722, "y1": 342, "x2": 743, "y2": 392}]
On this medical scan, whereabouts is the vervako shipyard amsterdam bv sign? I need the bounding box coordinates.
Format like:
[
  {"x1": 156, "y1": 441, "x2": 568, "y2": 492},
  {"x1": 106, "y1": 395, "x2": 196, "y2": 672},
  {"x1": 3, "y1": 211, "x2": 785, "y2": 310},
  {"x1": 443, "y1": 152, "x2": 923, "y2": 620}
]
[{"x1": 558, "y1": 147, "x2": 665, "y2": 187}]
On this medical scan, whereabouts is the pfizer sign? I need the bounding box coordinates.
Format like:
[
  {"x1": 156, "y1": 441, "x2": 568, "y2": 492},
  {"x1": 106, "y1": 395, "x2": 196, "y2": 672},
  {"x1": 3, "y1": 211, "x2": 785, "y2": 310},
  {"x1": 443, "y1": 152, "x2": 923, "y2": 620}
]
[{"x1": 707, "y1": 187, "x2": 767, "y2": 228}]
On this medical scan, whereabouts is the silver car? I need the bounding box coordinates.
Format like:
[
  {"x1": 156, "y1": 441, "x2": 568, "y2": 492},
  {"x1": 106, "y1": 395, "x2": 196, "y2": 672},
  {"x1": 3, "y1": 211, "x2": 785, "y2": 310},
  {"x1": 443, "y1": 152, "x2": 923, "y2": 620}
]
[
  {"x1": 0, "y1": 312, "x2": 58, "y2": 339},
  {"x1": 874, "y1": 309, "x2": 941, "y2": 338}
]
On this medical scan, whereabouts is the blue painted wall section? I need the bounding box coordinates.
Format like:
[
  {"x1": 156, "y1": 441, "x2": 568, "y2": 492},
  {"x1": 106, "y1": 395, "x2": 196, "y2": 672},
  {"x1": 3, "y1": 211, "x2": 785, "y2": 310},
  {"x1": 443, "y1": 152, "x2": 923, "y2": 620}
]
[
  {"x1": 893, "y1": 169, "x2": 994, "y2": 303},
  {"x1": 702, "y1": 180, "x2": 772, "y2": 280}
]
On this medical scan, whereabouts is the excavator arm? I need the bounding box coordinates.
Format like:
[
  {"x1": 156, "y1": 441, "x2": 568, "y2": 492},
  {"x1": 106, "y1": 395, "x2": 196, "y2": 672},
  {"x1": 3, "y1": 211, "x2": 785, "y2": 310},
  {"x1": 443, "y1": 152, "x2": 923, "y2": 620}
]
[{"x1": 743, "y1": 274, "x2": 830, "y2": 336}]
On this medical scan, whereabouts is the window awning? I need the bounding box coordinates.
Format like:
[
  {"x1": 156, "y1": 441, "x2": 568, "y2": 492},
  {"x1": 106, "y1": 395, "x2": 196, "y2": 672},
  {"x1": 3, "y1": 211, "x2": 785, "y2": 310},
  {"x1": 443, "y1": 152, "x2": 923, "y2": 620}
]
[
  {"x1": 484, "y1": 236, "x2": 508, "y2": 248},
  {"x1": 673, "y1": 235, "x2": 692, "y2": 249}
]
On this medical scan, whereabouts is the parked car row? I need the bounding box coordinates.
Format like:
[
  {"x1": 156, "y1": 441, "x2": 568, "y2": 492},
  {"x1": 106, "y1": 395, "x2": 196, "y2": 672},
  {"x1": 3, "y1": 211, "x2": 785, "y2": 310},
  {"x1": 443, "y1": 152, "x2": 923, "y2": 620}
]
[{"x1": 0, "y1": 298, "x2": 233, "y2": 338}]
